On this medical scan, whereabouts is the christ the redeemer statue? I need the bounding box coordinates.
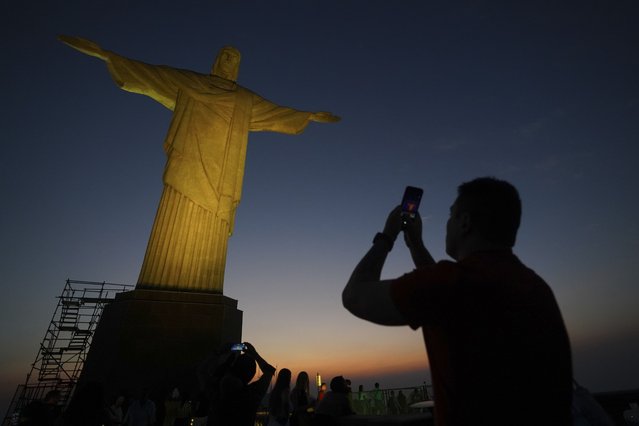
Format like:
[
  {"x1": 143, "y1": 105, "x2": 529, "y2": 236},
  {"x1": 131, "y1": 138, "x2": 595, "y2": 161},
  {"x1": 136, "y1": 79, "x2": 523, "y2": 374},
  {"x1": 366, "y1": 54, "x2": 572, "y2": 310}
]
[{"x1": 59, "y1": 36, "x2": 340, "y2": 294}]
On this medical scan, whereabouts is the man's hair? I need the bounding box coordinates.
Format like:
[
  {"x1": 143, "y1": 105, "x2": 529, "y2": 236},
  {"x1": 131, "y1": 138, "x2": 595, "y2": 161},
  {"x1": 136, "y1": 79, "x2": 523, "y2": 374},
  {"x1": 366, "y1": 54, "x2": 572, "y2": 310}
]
[
  {"x1": 294, "y1": 371, "x2": 309, "y2": 391},
  {"x1": 456, "y1": 177, "x2": 521, "y2": 247},
  {"x1": 330, "y1": 376, "x2": 348, "y2": 393},
  {"x1": 231, "y1": 354, "x2": 257, "y2": 385}
]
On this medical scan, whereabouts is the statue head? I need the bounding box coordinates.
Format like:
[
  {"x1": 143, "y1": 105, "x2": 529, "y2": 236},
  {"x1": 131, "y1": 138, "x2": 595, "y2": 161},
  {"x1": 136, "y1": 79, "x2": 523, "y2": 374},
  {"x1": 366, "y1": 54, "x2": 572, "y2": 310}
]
[{"x1": 212, "y1": 46, "x2": 241, "y2": 82}]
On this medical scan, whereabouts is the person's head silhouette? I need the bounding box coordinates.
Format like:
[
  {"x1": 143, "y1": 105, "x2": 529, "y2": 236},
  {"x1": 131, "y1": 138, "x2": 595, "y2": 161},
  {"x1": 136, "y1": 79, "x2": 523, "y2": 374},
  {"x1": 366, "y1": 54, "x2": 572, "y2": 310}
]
[
  {"x1": 330, "y1": 376, "x2": 348, "y2": 394},
  {"x1": 231, "y1": 353, "x2": 257, "y2": 385},
  {"x1": 446, "y1": 177, "x2": 521, "y2": 260}
]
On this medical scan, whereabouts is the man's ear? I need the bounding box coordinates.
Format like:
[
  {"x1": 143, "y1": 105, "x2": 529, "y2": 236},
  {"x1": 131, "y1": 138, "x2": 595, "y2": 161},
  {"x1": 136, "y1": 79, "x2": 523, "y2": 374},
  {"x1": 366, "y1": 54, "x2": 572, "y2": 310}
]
[{"x1": 459, "y1": 211, "x2": 472, "y2": 234}]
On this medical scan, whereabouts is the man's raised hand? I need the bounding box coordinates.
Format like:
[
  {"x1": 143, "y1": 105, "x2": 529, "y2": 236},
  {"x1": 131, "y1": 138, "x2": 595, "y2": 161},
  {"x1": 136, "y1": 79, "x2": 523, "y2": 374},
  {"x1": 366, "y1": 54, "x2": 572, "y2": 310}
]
[
  {"x1": 402, "y1": 210, "x2": 424, "y2": 249},
  {"x1": 382, "y1": 206, "x2": 403, "y2": 243}
]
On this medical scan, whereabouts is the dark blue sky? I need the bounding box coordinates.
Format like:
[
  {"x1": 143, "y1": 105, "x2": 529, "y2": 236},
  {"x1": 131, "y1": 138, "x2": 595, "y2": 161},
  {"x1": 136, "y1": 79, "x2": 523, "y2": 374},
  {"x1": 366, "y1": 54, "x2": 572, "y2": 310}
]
[{"x1": 1, "y1": 0, "x2": 638, "y2": 413}]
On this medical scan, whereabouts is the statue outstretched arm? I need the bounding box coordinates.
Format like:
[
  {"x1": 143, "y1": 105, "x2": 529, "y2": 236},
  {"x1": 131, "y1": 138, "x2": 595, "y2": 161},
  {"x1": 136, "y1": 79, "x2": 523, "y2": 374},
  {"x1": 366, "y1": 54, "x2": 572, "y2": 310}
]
[
  {"x1": 250, "y1": 94, "x2": 340, "y2": 134},
  {"x1": 310, "y1": 111, "x2": 341, "y2": 123},
  {"x1": 58, "y1": 35, "x2": 187, "y2": 110},
  {"x1": 58, "y1": 35, "x2": 109, "y2": 61}
]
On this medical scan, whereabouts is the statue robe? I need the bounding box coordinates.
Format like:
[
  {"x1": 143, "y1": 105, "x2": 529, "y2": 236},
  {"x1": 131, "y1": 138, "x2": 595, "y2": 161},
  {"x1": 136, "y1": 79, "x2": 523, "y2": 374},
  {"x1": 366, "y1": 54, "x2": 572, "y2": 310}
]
[{"x1": 104, "y1": 53, "x2": 313, "y2": 293}]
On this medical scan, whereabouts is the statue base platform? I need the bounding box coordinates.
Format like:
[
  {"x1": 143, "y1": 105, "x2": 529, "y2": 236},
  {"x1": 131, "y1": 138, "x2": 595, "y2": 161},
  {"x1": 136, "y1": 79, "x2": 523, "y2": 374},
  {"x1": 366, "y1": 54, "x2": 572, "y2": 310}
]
[{"x1": 77, "y1": 289, "x2": 242, "y2": 398}]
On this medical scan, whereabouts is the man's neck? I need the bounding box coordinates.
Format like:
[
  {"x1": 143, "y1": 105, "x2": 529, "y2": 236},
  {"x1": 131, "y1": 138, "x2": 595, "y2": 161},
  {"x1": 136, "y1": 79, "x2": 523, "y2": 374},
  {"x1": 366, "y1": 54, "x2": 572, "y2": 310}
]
[{"x1": 456, "y1": 239, "x2": 512, "y2": 261}]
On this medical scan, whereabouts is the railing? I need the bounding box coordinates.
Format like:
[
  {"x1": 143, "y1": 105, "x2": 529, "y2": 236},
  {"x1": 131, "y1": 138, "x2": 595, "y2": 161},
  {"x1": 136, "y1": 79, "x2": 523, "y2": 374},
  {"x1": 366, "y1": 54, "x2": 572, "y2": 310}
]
[
  {"x1": 254, "y1": 384, "x2": 434, "y2": 425},
  {"x1": 350, "y1": 385, "x2": 434, "y2": 415}
]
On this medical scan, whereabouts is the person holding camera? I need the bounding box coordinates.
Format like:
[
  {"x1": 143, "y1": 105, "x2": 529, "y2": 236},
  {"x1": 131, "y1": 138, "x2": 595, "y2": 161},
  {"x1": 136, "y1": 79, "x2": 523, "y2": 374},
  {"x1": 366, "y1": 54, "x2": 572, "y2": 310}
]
[
  {"x1": 342, "y1": 177, "x2": 573, "y2": 426},
  {"x1": 207, "y1": 342, "x2": 275, "y2": 426}
]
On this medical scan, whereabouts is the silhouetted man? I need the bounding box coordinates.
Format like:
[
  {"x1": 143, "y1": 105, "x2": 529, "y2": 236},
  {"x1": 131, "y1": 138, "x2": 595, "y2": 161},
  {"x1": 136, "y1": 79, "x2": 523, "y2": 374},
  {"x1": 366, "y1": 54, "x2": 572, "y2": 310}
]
[
  {"x1": 343, "y1": 177, "x2": 572, "y2": 426},
  {"x1": 208, "y1": 342, "x2": 275, "y2": 426},
  {"x1": 315, "y1": 376, "x2": 354, "y2": 423}
]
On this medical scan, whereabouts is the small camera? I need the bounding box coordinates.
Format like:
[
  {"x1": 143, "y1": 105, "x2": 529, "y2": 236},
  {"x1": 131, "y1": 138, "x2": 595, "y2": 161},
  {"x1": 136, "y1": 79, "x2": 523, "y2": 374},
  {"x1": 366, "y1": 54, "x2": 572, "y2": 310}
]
[
  {"x1": 401, "y1": 186, "x2": 423, "y2": 223},
  {"x1": 230, "y1": 343, "x2": 247, "y2": 352}
]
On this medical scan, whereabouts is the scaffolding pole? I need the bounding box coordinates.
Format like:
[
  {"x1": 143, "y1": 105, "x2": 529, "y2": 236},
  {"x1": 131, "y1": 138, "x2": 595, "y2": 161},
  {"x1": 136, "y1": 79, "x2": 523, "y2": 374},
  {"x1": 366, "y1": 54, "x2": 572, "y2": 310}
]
[{"x1": 3, "y1": 279, "x2": 133, "y2": 426}]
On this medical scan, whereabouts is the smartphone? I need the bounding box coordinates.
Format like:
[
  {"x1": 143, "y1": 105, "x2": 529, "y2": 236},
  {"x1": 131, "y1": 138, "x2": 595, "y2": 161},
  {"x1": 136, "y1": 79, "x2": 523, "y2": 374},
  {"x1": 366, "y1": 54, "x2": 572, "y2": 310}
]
[
  {"x1": 401, "y1": 186, "x2": 423, "y2": 220},
  {"x1": 230, "y1": 343, "x2": 247, "y2": 352}
]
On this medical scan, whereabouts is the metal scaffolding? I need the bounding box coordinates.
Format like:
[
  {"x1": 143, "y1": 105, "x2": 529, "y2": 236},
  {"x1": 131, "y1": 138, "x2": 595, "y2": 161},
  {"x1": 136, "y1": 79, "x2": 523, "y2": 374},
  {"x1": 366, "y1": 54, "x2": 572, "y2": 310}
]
[{"x1": 3, "y1": 279, "x2": 133, "y2": 425}]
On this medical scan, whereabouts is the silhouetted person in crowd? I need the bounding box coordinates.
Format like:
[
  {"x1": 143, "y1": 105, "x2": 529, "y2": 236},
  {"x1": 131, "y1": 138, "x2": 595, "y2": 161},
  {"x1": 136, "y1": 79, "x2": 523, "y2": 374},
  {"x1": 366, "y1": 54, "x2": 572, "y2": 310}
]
[
  {"x1": 316, "y1": 383, "x2": 327, "y2": 405},
  {"x1": 353, "y1": 385, "x2": 368, "y2": 415},
  {"x1": 343, "y1": 177, "x2": 573, "y2": 426},
  {"x1": 107, "y1": 393, "x2": 126, "y2": 426},
  {"x1": 397, "y1": 390, "x2": 407, "y2": 414},
  {"x1": 269, "y1": 368, "x2": 292, "y2": 426},
  {"x1": 124, "y1": 388, "x2": 156, "y2": 426},
  {"x1": 19, "y1": 390, "x2": 62, "y2": 426},
  {"x1": 173, "y1": 390, "x2": 192, "y2": 426},
  {"x1": 208, "y1": 342, "x2": 275, "y2": 426},
  {"x1": 371, "y1": 383, "x2": 384, "y2": 415},
  {"x1": 290, "y1": 371, "x2": 313, "y2": 426},
  {"x1": 163, "y1": 388, "x2": 180, "y2": 426},
  {"x1": 191, "y1": 391, "x2": 210, "y2": 426},
  {"x1": 197, "y1": 343, "x2": 239, "y2": 421},
  {"x1": 63, "y1": 381, "x2": 108, "y2": 426},
  {"x1": 315, "y1": 376, "x2": 354, "y2": 424}
]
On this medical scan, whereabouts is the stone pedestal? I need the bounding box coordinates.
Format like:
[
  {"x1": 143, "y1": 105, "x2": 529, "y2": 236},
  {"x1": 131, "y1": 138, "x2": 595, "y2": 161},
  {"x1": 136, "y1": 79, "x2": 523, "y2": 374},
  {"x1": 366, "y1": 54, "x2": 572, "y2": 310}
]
[{"x1": 77, "y1": 289, "x2": 242, "y2": 399}]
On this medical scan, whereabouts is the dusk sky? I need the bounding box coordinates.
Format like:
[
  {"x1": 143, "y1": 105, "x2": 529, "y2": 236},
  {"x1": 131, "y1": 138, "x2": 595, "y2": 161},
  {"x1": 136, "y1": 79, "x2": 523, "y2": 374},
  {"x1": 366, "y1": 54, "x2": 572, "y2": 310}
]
[{"x1": 2, "y1": 0, "x2": 639, "y2": 414}]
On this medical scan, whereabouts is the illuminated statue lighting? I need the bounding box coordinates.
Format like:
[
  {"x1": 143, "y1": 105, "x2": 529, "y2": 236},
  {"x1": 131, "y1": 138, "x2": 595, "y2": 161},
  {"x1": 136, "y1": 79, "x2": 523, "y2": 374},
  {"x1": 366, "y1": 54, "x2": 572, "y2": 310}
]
[{"x1": 59, "y1": 36, "x2": 339, "y2": 294}]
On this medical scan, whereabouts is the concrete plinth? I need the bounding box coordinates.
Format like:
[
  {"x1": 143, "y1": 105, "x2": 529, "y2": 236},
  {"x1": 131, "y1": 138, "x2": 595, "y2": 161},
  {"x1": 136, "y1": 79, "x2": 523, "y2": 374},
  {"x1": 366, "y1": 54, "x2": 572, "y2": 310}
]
[{"x1": 77, "y1": 289, "x2": 242, "y2": 398}]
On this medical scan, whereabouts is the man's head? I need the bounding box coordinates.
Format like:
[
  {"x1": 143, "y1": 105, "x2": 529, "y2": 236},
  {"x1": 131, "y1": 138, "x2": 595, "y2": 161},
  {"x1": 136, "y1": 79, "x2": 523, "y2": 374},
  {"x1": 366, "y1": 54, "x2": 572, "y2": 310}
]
[
  {"x1": 230, "y1": 353, "x2": 257, "y2": 385},
  {"x1": 212, "y1": 46, "x2": 241, "y2": 81},
  {"x1": 330, "y1": 376, "x2": 348, "y2": 394},
  {"x1": 446, "y1": 177, "x2": 521, "y2": 260}
]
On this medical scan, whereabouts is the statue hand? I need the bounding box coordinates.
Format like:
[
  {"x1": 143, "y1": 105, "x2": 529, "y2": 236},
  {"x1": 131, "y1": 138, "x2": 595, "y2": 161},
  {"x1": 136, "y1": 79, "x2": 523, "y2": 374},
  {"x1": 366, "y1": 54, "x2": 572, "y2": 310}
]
[
  {"x1": 310, "y1": 111, "x2": 341, "y2": 123},
  {"x1": 58, "y1": 35, "x2": 108, "y2": 61}
]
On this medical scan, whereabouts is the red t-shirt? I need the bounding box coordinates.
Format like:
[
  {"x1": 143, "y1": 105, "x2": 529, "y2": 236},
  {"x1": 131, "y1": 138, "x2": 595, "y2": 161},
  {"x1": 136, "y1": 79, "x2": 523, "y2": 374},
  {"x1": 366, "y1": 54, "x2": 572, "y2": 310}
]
[{"x1": 390, "y1": 250, "x2": 572, "y2": 426}]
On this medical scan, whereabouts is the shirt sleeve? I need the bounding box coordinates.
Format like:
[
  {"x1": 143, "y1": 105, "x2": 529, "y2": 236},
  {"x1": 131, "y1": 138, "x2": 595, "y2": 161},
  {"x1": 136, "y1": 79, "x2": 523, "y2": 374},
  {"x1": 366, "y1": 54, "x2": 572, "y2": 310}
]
[{"x1": 389, "y1": 260, "x2": 460, "y2": 329}]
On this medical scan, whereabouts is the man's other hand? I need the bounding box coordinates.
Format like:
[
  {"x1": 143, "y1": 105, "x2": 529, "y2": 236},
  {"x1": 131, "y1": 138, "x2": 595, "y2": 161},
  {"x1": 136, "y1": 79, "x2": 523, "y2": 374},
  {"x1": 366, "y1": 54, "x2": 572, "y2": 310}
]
[
  {"x1": 403, "y1": 211, "x2": 423, "y2": 249},
  {"x1": 382, "y1": 206, "x2": 403, "y2": 241}
]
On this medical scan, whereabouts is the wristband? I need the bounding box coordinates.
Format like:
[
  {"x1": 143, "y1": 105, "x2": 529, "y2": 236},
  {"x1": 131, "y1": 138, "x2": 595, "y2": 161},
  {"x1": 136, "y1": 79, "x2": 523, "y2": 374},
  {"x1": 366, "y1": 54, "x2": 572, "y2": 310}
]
[{"x1": 373, "y1": 232, "x2": 394, "y2": 251}]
